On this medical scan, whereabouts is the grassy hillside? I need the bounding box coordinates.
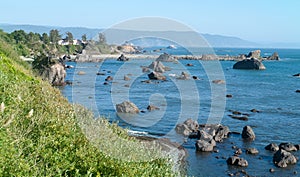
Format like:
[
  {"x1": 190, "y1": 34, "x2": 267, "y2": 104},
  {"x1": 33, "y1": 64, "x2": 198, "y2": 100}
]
[{"x1": 0, "y1": 41, "x2": 174, "y2": 176}]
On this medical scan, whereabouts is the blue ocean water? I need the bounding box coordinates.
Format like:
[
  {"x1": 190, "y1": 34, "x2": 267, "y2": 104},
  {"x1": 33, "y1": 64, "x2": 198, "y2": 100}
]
[{"x1": 62, "y1": 48, "x2": 300, "y2": 177}]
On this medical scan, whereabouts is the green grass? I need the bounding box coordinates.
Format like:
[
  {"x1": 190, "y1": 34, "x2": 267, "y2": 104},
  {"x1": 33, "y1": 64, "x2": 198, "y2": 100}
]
[{"x1": 0, "y1": 51, "x2": 175, "y2": 176}]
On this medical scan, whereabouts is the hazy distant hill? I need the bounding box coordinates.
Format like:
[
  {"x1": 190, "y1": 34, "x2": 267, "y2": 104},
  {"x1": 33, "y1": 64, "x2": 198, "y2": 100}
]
[{"x1": 0, "y1": 23, "x2": 258, "y2": 48}]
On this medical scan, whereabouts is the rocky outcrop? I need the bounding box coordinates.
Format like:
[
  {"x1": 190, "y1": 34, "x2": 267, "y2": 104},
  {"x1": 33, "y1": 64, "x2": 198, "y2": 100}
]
[
  {"x1": 273, "y1": 149, "x2": 297, "y2": 168},
  {"x1": 41, "y1": 63, "x2": 66, "y2": 86},
  {"x1": 214, "y1": 125, "x2": 230, "y2": 142},
  {"x1": 156, "y1": 53, "x2": 177, "y2": 62},
  {"x1": 116, "y1": 101, "x2": 139, "y2": 114},
  {"x1": 175, "y1": 118, "x2": 199, "y2": 136},
  {"x1": 227, "y1": 156, "x2": 248, "y2": 167},
  {"x1": 117, "y1": 54, "x2": 129, "y2": 61},
  {"x1": 233, "y1": 58, "x2": 266, "y2": 70},
  {"x1": 267, "y1": 52, "x2": 280, "y2": 60},
  {"x1": 242, "y1": 126, "x2": 255, "y2": 141},
  {"x1": 247, "y1": 50, "x2": 261, "y2": 59},
  {"x1": 148, "y1": 72, "x2": 167, "y2": 80},
  {"x1": 148, "y1": 61, "x2": 170, "y2": 73}
]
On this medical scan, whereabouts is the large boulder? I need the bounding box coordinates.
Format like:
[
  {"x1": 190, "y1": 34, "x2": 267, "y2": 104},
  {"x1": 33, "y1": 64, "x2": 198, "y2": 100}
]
[
  {"x1": 148, "y1": 61, "x2": 167, "y2": 73},
  {"x1": 214, "y1": 125, "x2": 230, "y2": 142},
  {"x1": 267, "y1": 52, "x2": 280, "y2": 60},
  {"x1": 148, "y1": 71, "x2": 167, "y2": 80},
  {"x1": 156, "y1": 53, "x2": 177, "y2": 62},
  {"x1": 227, "y1": 156, "x2": 248, "y2": 167},
  {"x1": 247, "y1": 50, "x2": 261, "y2": 59},
  {"x1": 175, "y1": 118, "x2": 199, "y2": 136},
  {"x1": 43, "y1": 63, "x2": 66, "y2": 86},
  {"x1": 175, "y1": 124, "x2": 192, "y2": 136},
  {"x1": 273, "y1": 149, "x2": 297, "y2": 168},
  {"x1": 279, "y1": 143, "x2": 298, "y2": 152},
  {"x1": 242, "y1": 126, "x2": 255, "y2": 141},
  {"x1": 116, "y1": 101, "x2": 139, "y2": 114},
  {"x1": 195, "y1": 139, "x2": 216, "y2": 152},
  {"x1": 233, "y1": 58, "x2": 266, "y2": 70}
]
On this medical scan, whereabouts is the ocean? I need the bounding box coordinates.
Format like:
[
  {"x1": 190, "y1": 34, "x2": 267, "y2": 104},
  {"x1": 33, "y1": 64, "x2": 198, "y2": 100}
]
[{"x1": 61, "y1": 48, "x2": 300, "y2": 176}]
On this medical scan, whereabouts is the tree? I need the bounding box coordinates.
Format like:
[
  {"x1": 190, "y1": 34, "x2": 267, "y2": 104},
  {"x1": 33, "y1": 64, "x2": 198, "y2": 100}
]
[
  {"x1": 98, "y1": 33, "x2": 106, "y2": 44},
  {"x1": 81, "y1": 34, "x2": 87, "y2": 42},
  {"x1": 41, "y1": 33, "x2": 50, "y2": 44},
  {"x1": 49, "y1": 29, "x2": 61, "y2": 44},
  {"x1": 65, "y1": 32, "x2": 73, "y2": 44},
  {"x1": 10, "y1": 30, "x2": 27, "y2": 44}
]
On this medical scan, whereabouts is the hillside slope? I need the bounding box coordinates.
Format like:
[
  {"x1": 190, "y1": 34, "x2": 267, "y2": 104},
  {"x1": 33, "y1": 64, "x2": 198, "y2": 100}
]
[{"x1": 0, "y1": 43, "x2": 174, "y2": 176}]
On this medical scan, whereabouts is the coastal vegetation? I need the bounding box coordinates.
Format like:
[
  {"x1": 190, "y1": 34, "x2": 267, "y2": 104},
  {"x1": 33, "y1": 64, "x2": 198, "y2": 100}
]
[{"x1": 0, "y1": 31, "x2": 175, "y2": 176}]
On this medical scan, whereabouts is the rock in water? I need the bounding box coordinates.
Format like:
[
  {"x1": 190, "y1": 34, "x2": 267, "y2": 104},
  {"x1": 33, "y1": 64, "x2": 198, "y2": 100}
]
[
  {"x1": 273, "y1": 149, "x2": 297, "y2": 168},
  {"x1": 212, "y1": 80, "x2": 225, "y2": 84},
  {"x1": 267, "y1": 52, "x2": 280, "y2": 60},
  {"x1": 147, "y1": 104, "x2": 160, "y2": 111},
  {"x1": 279, "y1": 143, "x2": 298, "y2": 152},
  {"x1": 148, "y1": 71, "x2": 167, "y2": 80},
  {"x1": 265, "y1": 143, "x2": 279, "y2": 152},
  {"x1": 247, "y1": 50, "x2": 261, "y2": 58},
  {"x1": 214, "y1": 125, "x2": 230, "y2": 142},
  {"x1": 156, "y1": 53, "x2": 177, "y2": 62},
  {"x1": 175, "y1": 118, "x2": 199, "y2": 136},
  {"x1": 148, "y1": 61, "x2": 167, "y2": 73},
  {"x1": 242, "y1": 126, "x2": 255, "y2": 141},
  {"x1": 293, "y1": 73, "x2": 300, "y2": 77},
  {"x1": 233, "y1": 58, "x2": 266, "y2": 70},
  {"x1": 226, "y1": 156, "x2": 248, "y2": 167},
  {"x1": 117, "y1": 54, "x2": 129, "y2": 61},
  {"x1": 177, "y1": 71, "x2": 190, "y2": 80},
  {"x1": 175, "y1": 124, "x2": 192, "y2": 136},
  {"x1": 246, "y1": 148, "x2": 259, "y2": 155},
  {"x1": 195, "y1": 139, "x2": 216, "y2": 152},
  {"x1": 116, "y1": 101, "x2": 139, "y2": 114}
]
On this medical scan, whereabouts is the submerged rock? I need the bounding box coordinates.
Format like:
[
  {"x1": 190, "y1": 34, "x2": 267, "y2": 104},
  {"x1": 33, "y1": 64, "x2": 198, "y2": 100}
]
[
  {"x1": 212, "y1": 80, "x2": 225, "y2": 84},
  {"x1": 233, "y1": 58, "x2": 266, "y2": 70},
  {"x1": 116, "y1": 101, "x2": 139, "y2": 114}
]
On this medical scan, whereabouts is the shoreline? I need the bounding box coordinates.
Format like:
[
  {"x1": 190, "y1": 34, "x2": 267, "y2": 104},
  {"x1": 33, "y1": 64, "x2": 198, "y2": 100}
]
[{"x1": 73, "y1": 52, "x2": 279, "y2": 62}]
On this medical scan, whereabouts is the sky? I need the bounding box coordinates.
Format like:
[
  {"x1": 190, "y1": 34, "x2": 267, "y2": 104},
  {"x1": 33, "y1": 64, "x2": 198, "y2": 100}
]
[{"x1": 1, "y1": 0, "x2": 300, "y2": 43}]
